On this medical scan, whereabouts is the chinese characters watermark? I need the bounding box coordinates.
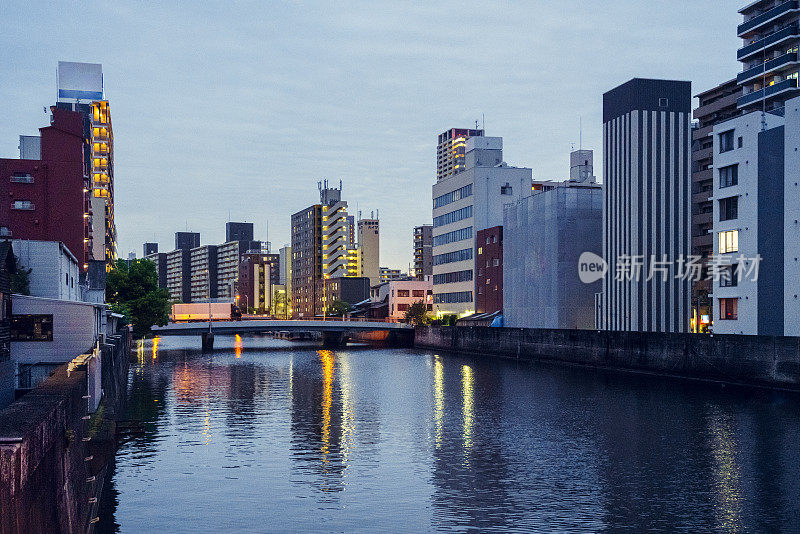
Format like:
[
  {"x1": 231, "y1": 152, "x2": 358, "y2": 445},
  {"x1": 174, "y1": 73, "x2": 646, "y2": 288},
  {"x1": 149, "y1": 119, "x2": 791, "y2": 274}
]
[{"x1": 579, "y1": 253, "x2": 762, "y2": 284}]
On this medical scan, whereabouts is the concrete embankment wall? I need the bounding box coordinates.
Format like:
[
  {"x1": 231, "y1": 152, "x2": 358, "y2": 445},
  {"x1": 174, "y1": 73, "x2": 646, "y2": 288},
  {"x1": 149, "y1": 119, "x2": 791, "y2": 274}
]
[
  {"x1": 0, "y1": 331, "x2": 130, "y2": 533},
  {"x1": 415, "y1": 326, "x2": 800, "y2": 390}
]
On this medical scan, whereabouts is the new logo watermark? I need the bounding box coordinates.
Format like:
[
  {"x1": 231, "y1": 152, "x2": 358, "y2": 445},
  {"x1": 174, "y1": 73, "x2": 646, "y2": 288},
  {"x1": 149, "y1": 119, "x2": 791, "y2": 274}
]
[
  {"x1": 578, "y1": 253, "x2": 762, "y2": 284},
  {"x1": 578, "y1": 252, "x2": 608, "y2": 284}
]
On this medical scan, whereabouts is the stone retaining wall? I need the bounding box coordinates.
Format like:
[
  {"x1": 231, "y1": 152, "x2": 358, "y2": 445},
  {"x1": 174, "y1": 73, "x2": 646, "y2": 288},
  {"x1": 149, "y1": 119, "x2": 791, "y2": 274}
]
[{"x1": 414, "y1": 326, "x2": 800, "y2": 390}]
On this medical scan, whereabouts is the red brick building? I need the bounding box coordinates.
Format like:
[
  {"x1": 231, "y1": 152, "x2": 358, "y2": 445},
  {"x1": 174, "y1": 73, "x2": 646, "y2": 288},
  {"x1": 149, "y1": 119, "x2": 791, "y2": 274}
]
[
  {"x1": 0, "y1": 108, "x2": 91, "y2": 269},
  {"x1": 476, "y1": 226, "x2": 503, "y2": 314}
]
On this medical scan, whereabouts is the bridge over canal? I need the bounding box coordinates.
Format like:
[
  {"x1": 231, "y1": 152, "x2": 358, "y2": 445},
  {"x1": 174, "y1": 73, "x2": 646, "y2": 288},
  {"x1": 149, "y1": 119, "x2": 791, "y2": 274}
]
[{"x1": 151, "y1": 320, "x2": 414, "y2": 350}]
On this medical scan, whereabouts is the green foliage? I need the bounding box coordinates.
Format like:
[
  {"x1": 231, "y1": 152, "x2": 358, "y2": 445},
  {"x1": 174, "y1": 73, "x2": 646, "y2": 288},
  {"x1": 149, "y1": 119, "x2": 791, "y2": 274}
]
[
  {"x1": 326, "y1": 297, "x2": 352, "y2": 317},
  {"x1": 404, "y1": 300, "x2": 431, "y2": 326},
  {"x1": 10, "y1": 254, "x2": 32, "y2": 295},
  {"x1": 440, "y1": 314, "x2": 459, "y2": 327},
  {"x1": 106, "y1": 259, "x2": 170, "y2": 337},
  {"x1": 271, "y1": 291, "x2": 289, "y2": 318}
]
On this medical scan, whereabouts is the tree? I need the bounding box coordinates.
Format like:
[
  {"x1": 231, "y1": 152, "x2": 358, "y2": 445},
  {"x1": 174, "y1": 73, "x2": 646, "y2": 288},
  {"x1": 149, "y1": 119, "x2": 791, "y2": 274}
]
[
  {"x1": 326, "y1": 297, "x2": 351, "y2": 317},
  {"x1": 10, "y1": 254, "x2": 31, "y2": 295},
  {"x1": 404, "y1": 300, "x2": 431, "y2": 326},
  {"x1": 106, "y1": 259, "x2": 170, "y2": 337},
  {"x1": 271, "y1": 290, "x2": 288, "y2": 319}
]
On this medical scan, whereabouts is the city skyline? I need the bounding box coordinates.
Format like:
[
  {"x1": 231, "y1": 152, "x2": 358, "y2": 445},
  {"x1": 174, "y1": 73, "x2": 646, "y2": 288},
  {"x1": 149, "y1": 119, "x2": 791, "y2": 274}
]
[{"x1": 1, "y1": 2, "x2": 740, "y2": 269}]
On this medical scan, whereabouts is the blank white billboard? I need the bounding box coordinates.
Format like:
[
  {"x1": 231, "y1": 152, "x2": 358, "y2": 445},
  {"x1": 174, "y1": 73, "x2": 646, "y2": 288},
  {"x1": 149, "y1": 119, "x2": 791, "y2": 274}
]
[{"x1": 57, "y1": 61, "x2": 103, "y2": 101}]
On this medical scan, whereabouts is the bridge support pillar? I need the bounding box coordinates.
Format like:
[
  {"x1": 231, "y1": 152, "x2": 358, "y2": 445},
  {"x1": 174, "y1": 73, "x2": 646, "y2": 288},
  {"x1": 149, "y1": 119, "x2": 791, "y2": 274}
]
[
  {"x1": 321, "y1": 331, "x2": 346, "y2": 349},
  {"x1": 386, "y1": 329, "x2": 414, "y2": 348},
  {"x1": 201, "y1": 332, "x2": 214, "y2": 351}
]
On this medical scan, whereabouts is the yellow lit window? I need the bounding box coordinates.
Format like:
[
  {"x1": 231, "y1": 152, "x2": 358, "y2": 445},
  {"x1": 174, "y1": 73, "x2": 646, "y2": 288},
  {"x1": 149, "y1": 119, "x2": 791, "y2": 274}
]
[{"x1": 719, "y1": 230, "x2": 738, "y2": 254}]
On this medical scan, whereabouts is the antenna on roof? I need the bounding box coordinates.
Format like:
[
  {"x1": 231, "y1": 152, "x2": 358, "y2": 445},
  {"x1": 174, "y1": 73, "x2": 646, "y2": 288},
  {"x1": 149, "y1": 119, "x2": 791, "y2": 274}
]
[
  {"x1": 475, "y1": 119, "x2": 479, "y2": 129},
  {"x1": 482, "y1": 113, "x2": 485, "y2": 131}
]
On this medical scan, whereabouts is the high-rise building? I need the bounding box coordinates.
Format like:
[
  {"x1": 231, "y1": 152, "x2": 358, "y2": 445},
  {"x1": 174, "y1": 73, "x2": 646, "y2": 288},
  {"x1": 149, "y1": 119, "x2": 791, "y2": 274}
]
[
  {"x1": 216, "y1": 239, "x2": 261, "y2": 300},
  {"x1": 143, "y1": 242, "x2": 159, "y2": 257},
  {"x1": 437, "y1": 127, "x2": 484, "y2": 182},
  {"x1": 190, "y1": 245, "x2": 218, "y2": 302},
  {"x1": 736, "y1": 1, "x2": 800, "y2": 113},
  {"x1": 601, "y1": 78, "x2": 692, "y2": 332},
  {"x1": 175, "y1": 232, "x2": 200, "y2": 251},
  {"x1": 291, "y1": 204, "x2": 322, "y2": 318},
  {"x1": 705, "y1": 1, "x2": 800, "y2": 336},
  {"x1": 0, "y1": 107, "x2": 91, "y2": 269},
  {"x1": 691, "y1": 80, "x2": 741, "y2": 331},
  {"x1": 431, "y1": 135, "x2": 532, "y2": 316},
  {"x1": 238, "y1": 253, "x2": 279, "y2": 313},
  {"x1": 320, "y1": 183, "x2": 349, "y2": 279},
  {"x1": 145, "y1": 252, "x2": 168, "y2": 289},
  {"x1": 291, "y1": 183, "x2": 369, "y2": 317},
  {"x1": 55, "y1": 62, "x2": 116, "y2": 269},
  {"x1": 226, "y1": 222, "x2": 254, "y2": 243},
  {"x1": 357, "y1": 217, "x2": 380, "y2": 287},
  {"x1": 413, "y1": 225, "x2": 433, "y2": 280},
  {"x1": 166, "y1": 249, "x2": 192, "y2": 303}
]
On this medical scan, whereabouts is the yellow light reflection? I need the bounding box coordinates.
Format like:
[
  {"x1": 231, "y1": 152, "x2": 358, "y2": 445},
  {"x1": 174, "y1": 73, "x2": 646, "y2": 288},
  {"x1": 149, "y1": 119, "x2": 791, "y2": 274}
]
[
  {"x1": 433, "y1": 355, "x2": 444, "y2": 448},
  {"x1": 462, "y1": 364, "x2": 474, "y2": 457},
  {"x1": 319, "y1": 350, "x2": 335, "y2": 460},
  {"x1": 339, "y1": 353, "x2": 354, "y2": 466},
  {"x1": 137, "y1": 339, "x2": 145, "y2": 365},
  {"x1": 152, "y1": 337, "x2": 160, "y2": 360},
  {"x1": 707, "y1": 410, "x2": 743, "y2": 531},
  {"x1": 234, "y1": 334, "x2": 242, "y2": 358}
]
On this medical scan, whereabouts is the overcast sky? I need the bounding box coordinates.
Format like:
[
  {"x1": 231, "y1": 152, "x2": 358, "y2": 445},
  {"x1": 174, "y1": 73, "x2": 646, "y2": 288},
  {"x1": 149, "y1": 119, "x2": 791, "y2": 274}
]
[{"x1": 1, "y1": 1, "x2": 741, "y2": 269}]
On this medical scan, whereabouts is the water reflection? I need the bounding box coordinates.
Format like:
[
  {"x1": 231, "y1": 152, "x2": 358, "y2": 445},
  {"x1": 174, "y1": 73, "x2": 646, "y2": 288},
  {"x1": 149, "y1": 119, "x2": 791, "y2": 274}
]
[{"x1": 98, "y1": 336, "x2": 800, "y2": 533}]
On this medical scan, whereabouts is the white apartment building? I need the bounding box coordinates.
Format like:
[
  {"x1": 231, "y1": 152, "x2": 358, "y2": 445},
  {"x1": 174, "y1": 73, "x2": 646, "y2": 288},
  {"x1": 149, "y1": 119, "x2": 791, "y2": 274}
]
[
  {"x1": 711, "y1": 100, "x2": 800, "y2": 335},
  {"x1": 370, "y1": 277, "x2": 433, "y2": 321},
  {"x1": 357, "y1": 218, "x2": 380, "y2": 287},
  {"x1": 431, "y1": 136, "x2": 532, "y2": 316},
  {"x1": 12, "y1": 240, "x2": 81, "y2": 301}
]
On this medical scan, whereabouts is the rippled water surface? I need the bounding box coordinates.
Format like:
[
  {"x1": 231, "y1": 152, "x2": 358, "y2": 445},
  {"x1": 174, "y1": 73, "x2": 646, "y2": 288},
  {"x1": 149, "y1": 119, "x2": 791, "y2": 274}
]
[{"x1": 98, "y1": 335, "x2": 800, "y2": 532}]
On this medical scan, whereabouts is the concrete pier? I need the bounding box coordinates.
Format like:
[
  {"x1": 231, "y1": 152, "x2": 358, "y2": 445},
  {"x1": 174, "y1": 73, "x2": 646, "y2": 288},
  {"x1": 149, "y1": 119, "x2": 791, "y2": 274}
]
[{"x1": 201, "y1": 332, "x2": 215, "y2": 351}]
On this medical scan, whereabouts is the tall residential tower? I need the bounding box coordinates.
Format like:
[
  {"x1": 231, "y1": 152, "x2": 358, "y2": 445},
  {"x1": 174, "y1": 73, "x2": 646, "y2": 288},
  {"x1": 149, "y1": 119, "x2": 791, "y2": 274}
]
[
  {"x1": 55, "y1": 61, "x2": 116, "y2": 269},
  {"x1": 601, "y1": 78, "x2": 692, "y2": 333},
  {"x1": 737, "y1": 0, "x2": 800, "y2": 113}
]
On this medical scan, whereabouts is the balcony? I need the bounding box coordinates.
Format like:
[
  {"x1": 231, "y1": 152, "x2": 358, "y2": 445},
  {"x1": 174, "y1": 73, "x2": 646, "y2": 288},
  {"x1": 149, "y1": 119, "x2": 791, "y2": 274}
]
[
  {"x1": 738, "y1": 77, "x2": 799, "y2": 107},
  {"x1": 738, "y1": 23, "x2": 800, "y2": 60},
  {"x1": 738, "y1": 1, "x2": 799, "y2": 36},
  {"x1": 692, "y1": 146, "x2": 713, "y2": 163},
  {"x1": 738, "y1": 52, "x2": 798, "y2": 84}
]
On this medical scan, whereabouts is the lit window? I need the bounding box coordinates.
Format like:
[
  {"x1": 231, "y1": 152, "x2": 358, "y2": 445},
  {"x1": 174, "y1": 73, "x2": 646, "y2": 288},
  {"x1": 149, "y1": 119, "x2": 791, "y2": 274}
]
[
  {"x1": 719, "y1": 230, "x2": 739, "y2": 254},
  {"x1": 719, "y1": 298, "x2": 738, "y2": 320}
]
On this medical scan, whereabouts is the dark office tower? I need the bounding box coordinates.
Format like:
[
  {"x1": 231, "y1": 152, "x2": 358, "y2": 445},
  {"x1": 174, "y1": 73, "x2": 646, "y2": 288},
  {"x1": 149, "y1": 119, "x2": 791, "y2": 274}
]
[
  {"x1": 737, "y1": 1, "x2": 800, "y2": 113},
  {"x1": 413, "y1": 225, "x2": 433, "y2": 280},
  {"x1": 175, "y1": 232, "x2": 200, "y2": 251},
  {"x1": 602, "y1": 78, "x2": 691, "y2": 333},
  {"x1": 226, "y1": 222, "x2": 254, "y2": 243},
  {"x1": 291, "y1": 204, "x2": 322, "y2": 318},
  {"x1": 143, "y1": 242, "x2": 158, "y2": 257},
  {"x1": 690, "y1": 80, "x2": 741, "y2": 331}
]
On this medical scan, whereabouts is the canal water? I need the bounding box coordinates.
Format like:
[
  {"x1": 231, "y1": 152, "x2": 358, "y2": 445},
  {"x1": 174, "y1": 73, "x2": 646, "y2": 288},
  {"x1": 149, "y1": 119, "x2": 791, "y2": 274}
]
[{"x1": 98, "y1": 335, "x2": 800, "y2": 532}]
